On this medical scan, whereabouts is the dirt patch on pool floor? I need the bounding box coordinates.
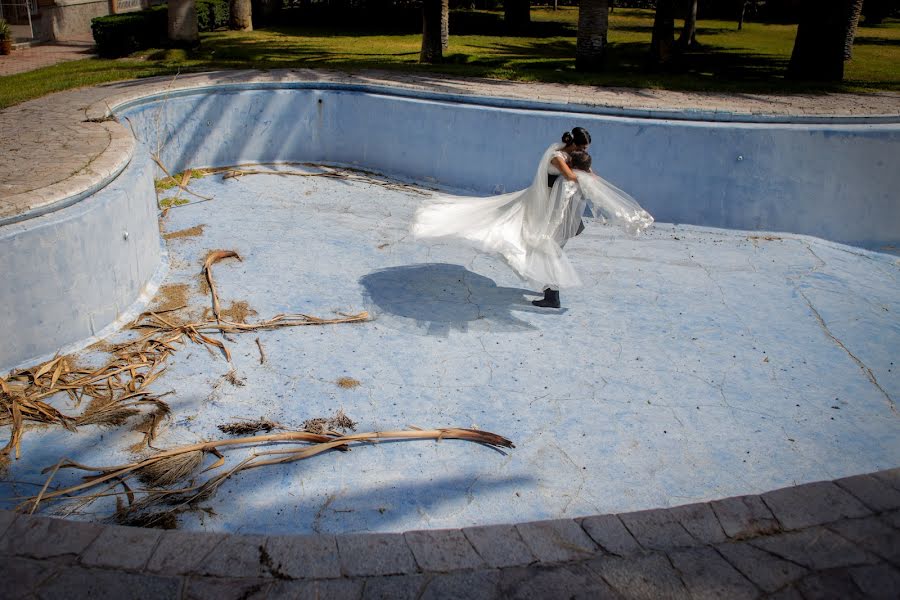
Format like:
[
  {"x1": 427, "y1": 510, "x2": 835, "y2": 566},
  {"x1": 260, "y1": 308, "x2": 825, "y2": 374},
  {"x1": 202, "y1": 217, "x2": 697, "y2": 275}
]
[{"x1": 163, "y1": 224, "x2": 206, "y2": 240}]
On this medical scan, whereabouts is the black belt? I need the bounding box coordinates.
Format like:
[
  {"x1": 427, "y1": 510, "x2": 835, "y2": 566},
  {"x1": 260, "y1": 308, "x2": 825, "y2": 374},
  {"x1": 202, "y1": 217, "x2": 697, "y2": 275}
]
[{"x1": 547, "y1": 174, "x2": 558, "y2": 188}]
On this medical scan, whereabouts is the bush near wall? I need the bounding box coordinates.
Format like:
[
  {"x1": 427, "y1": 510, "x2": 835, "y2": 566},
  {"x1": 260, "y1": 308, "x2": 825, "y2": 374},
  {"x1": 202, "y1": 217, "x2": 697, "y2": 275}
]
[{"x1": 91, "y1": 0, "x2": 230, "y2": 59}]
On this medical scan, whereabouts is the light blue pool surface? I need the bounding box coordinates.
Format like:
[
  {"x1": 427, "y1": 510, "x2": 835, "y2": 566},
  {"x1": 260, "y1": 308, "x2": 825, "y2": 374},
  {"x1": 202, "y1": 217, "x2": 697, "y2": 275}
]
[{"x1": 1, "y1": 84, "x2": 898, "y2": 533}]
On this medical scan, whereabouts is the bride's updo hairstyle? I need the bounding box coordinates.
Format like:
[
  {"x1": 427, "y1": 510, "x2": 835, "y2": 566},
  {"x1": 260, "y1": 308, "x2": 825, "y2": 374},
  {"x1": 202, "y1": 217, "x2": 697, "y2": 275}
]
[{"x1": 561, "y1": 127, "x2": 592, "y2": 147}]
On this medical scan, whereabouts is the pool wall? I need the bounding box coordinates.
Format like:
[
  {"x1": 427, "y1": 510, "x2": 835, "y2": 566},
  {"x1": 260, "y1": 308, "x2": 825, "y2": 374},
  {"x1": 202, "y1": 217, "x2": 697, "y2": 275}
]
[{"x1": 2, "y1": 82, "x2": 899, "y2": 372}]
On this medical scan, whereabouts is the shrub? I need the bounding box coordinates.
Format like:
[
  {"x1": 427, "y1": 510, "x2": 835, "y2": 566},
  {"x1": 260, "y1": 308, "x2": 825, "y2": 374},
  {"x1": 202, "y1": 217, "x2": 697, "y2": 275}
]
[
  {"x1": 91, "y1": 6, "x2": 167, "y2": 58},
  {"x1": 91, "y1": 0, "x2": 229, "y2": 59}
]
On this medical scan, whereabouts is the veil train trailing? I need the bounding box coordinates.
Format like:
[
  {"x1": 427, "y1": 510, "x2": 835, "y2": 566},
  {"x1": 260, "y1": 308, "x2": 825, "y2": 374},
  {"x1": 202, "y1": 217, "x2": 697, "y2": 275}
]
[{"x1": 411, "y1": 144, "x2": 653, "y2": 289}]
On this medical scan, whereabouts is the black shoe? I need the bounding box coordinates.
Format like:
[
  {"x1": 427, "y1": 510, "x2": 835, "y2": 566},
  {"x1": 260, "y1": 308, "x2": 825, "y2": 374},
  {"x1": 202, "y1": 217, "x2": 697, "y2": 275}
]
[{"x1": 531, "y1": 289, "x2": 560, "y2": 308}]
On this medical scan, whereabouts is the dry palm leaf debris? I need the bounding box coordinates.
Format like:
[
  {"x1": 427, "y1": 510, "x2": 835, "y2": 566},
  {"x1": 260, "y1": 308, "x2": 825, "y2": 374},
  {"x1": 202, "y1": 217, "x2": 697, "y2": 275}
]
[
  {"x1": 22, "y1": 427, "x2": 514, "y2": 521},
  {"x1": 302, "y1": 409, "x2": 357, "y2": 435},
  {"x1": 1, "y1": 248, "x2": 368, "y2": 468}
]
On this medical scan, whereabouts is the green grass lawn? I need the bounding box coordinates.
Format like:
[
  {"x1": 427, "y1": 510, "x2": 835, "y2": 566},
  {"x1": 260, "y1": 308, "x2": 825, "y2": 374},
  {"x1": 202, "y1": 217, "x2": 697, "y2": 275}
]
[{"x1": 2, "y1": 8, "x2": 898, "y2": 110}]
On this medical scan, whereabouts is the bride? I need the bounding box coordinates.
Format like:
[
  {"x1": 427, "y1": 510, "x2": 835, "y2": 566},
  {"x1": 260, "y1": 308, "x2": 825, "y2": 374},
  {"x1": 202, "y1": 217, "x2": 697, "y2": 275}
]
[{"x1": 411, "y1": 128, "x2": 653, "y2": 309}]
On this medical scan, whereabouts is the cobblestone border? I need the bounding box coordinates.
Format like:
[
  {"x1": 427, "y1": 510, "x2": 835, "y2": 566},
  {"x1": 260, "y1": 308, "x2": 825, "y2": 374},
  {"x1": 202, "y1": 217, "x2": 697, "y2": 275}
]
[{"x1": 3, "y1": 468, "x2": 898, "y2": 598}]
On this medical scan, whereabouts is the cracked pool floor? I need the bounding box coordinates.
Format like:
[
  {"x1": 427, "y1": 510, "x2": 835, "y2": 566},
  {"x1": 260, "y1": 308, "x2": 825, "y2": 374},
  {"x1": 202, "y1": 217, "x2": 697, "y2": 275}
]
[{"x1": 4, "y1": 166, "x2": 898, "y2": 534}]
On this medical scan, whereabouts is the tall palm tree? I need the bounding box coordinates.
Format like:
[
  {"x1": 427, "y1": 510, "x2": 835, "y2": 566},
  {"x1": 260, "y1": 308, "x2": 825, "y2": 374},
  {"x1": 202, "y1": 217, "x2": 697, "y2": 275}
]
[
  {"x1": 441, "y1": 0, "x2": 449, "y2": 53},
  {"x1": 678, "y1": 0, "x2": 698, "y2": 48},
  {"x1": 230, "y1": 0, "x2": 253, "y2": 31},
  {"x1": 504, "y1": 0, "x2": 531, "y2": 31},
  {"x1": 168, "y1": 0, "x2": 199, "y2": 46},
  {"x1": 576, "y1": 0, "x2": 609, "y2": 72},
  {"x1": 421, "y1": 0, "x2": 443, "y2": 63},
  {"x1": 650, "y1": 0, "x2": 676, "y2": 66},
  {"x1": 788, "y1": 0, "x2": 864, "y2": 81}
]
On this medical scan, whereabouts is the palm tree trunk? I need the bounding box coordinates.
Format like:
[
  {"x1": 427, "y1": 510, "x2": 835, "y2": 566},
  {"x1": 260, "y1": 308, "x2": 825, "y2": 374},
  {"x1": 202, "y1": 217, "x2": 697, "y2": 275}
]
[
  {"x1": 738, "y1": 0, "x2": 747, "y2": 30},
  {"x1": 168, "y1": 0, "x2": 199, "y2": 46},
  {"x1": 230, "y1": 0, "x2": 252, "y2": 31},
  {"x1": 843, "y1": 0, "x2": 864, "y2": 59},
  {"x1": 504, "y1": 0, "x2": 531, "y2": 32},
  {"x1": 788, "y1": 0, "x2": 863, "y2": 81},
  {"x1": 421, "y1": 0, "x2": 443, "y2": 63},
  {"x1": 576, "y1": 0, "x2": 609, "y2": 72},
  {"x1": 650, "y1": 0, "x2": 676, "y2": 66},
  {"x1": 678, "y1": 0, "x2": 698, "y2": 48},
  {"x1": 441, "y1": 0, "x2": 449, "y2": 53}
]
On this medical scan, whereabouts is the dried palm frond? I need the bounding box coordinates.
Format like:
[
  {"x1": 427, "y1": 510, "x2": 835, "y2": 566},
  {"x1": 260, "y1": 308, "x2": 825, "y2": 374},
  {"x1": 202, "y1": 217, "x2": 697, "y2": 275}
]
[{"x1": 24, "y1": 427, "x2": 514, "y2": 518}]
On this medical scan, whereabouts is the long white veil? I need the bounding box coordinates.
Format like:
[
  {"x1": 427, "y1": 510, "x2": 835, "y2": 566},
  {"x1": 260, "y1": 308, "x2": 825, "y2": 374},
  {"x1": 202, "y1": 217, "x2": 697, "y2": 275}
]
[{"x1": 412, "y1": 143, "x2": 652, "y2": 289}]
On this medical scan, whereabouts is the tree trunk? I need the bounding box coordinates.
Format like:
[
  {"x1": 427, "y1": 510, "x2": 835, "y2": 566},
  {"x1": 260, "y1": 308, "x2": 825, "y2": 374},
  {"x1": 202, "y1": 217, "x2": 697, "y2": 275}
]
[
  {"x1": 421, "y1": 0, "x2": 443, "y2": 63},
  {"x1": 504, "y1": 0, "x2": 531, "y2": 32},
  {"x1": 843, "y1": 0, "x2": 864, "y2": 59},
  {"x1": 787, "y1": 0, "x2": 863, "y2": 81},
  {"x1": 650, "y1": 0, "x2": 676, "y2": 66},
  {"x1": 678, "y1": 0, "x2": 698, "y2": 48},
  {"x1": 168, "y1": 0, "x2": 199, "y2": 46},
  {"x1": 230, "y1": 0, "x2": 252, "y2": 31},
  {"x1": 576, "y1": 0, "x2": 609, "y2": 72},
  {"x1": 441, "y1": 0, "x2": 449, "y2": 53},
  {"x1": 738, "y1": 0, "x2": 746, "y2": 30}
]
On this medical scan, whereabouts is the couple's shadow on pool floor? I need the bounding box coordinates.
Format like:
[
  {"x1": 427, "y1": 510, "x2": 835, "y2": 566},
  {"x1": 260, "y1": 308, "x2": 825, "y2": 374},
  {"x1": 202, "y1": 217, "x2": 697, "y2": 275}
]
[{"x1": 359, "y1": 263, "x2": 565, "y2": 336}]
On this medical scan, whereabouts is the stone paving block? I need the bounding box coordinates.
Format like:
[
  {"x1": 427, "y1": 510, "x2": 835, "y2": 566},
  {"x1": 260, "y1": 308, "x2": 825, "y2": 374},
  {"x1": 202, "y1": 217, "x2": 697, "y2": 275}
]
[
  {"x1": 499, "y1": 563, "x2": 619, "y2": 600},
  {"x1": 872, "y1": 468, "x2": 900, "y2": 493},
  {"x1": 749, "y1": 527, "x2": 872, "y2": 570},
  {"x1": 269, "y1": 578, "x2": 364, "y2": 600},
  {"x1": 0, "y1": 510, "x2": 17, "y2": 538},
  {"x1": 337, "y1": 533, "x2": 418, "y2": 577},
  {"x1": 1, "y1": 555, "x2": 59, "y2": 600},
  {"x1": 36, "y1": 566, "x2": 182, "y2": 600},
  {"x1": 827, "y1": 516, "x2": 900, "y2": 565},
  {"x1": 710, "y1": 494, "x2": 780, "y2": 540},
  {"x1": 361, "y1": 573, "x2": 428, "y2": 600},
  {"x1": 848, "y1": 563, "x2": 900, "y2": 600},
  {"x1": 405, "y1": 529, "x2": 486, "y2": 572},
  {"x1": 836, "y1": 473, "x2": 900, "y2": 512},
  {"x1": 715, "y1": 541, "x2": 808, "y2": 593},
  {"x1": 762, "y1": 481, "x2": 870, "y2": 530},
  {"x1": 764, "y1": 585, "x2": 805, "y2": 600},
  {"x1": 462, "y1": 524, "x2": 536, "y2": 568},
  {"x1": 667, "y1": 546, "x2": 758, "y2": 600},
  {"x1": 515, "y1": 519, "x2": 598, "y2": 563},
  {"x1": 668, "y1": 502, "x2": 728, "y2": 544},
  {"x1": 0, "y1": 515, "x2": 103, "y2": 559},
  {"x1": 183, "y1": 577, "x2": 271, "y2": 600},
  {"x1": 146, "y1": 530, "x2": 227, "y2": 575},
  {"x1": 264, "y1": 533, "x2": 341, "y2": 579},
  {"x1": 587, "y1": 552, "x2": 691, "y2": 599},
  {"x1": 194, "y1": 534, "x2": 267, "y2": 578},
  {"x1": 795, "y1": 568, "x2": 867, "y2": 599},
  {"x1": 883, "y1": 510, "x2": 900, "y2": 530},
  {"x1": 578, "y1": 514, "x2": 642, "y2": 556},
  {"x1": 419, "y1": 569, "x2": 500, "y2": 600},
  {"x1": 618, "y1": 509, "x2": 696, "y2": 551},
  {"x1": 79, "y1": 525, "x2": 163, "y2": 571}
]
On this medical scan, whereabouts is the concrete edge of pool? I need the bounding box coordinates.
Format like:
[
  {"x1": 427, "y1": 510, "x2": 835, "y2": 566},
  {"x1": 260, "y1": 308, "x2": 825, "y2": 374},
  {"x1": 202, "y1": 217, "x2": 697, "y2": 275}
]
[{"x1": 3, "y1": 467, "x2": 899, "y2": 598}]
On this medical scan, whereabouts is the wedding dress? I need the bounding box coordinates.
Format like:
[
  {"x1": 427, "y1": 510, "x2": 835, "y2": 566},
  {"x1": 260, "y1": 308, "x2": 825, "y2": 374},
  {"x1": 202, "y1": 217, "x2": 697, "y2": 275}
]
[{"x1": 411, "y1": 143, "x2": 653, "y2": 289}]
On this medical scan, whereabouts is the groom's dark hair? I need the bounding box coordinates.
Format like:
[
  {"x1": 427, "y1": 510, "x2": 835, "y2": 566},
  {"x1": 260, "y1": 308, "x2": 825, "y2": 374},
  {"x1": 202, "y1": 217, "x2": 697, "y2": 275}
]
[{"x1": 570, "y1": 150, "x2": 592, "y2": 172}]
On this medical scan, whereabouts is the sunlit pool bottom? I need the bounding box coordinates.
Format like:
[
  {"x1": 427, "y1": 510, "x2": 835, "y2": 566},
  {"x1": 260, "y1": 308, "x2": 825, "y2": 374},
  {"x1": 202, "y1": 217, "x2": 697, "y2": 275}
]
[{"x1": 4, "y1": 166, "x2": 897, "y2": 535}]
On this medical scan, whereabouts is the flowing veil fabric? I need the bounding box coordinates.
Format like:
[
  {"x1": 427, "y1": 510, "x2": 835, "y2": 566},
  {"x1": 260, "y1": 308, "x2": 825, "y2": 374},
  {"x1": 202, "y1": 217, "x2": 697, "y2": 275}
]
[{"x1": 411, "y1": 143, "x2": 652, "y2": 289}]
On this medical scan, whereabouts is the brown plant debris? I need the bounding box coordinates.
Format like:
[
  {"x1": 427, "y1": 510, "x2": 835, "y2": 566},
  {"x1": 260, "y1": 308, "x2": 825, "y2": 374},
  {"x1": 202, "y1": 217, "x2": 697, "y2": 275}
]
[
  {"x1": 217, "y1": 419, "x2": 278, "y2": 436},
  {"x1": 203, "y1": 250, "x2": 242, "y2": 322},
  {"x1": 1, "y1": 248, "x2": 368, "y2": 464},
  {"x1": 163, "y1": 225, "x2": 206, "y2": 240},
  {"x1": 302, "y1": 409, "x2": 357, "y2": 435},
  {"x1": 218, "y1": 164, "x2": 431, "y2": 196},
  {"x1": 335, "y1": 377, "x2": 361, "y2": 389},
  {"x1": 224, "y1": 370, "x2": 245, "y2": 387},
  {"x1": 255, "y1": 338, "x2": 266, "y2": 365},
  {"x1": 203, "y1": 301, "x2": 257, "y2": 324},
  {"x1": 24, "y1": 427, "x2": 514, "y2": 519},
  {"x1": 115, "y1": 509, "x2": 179, "y2": 530},
  {"x1": 150, "y1": 283, "x2": 191, "y2": 314}
]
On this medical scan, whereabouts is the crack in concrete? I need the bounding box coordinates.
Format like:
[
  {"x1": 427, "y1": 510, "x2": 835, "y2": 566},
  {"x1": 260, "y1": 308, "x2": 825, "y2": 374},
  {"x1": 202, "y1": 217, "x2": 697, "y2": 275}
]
[{"x1": 797, "y1": 288, "x2": 896, "y2": 415}]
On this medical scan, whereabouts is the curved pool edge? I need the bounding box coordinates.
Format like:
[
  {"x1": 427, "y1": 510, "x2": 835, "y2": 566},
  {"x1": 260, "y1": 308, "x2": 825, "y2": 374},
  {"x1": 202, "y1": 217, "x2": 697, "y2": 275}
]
[{"x1": 3, "y1": 467, "x2": 898, "y2": 597}]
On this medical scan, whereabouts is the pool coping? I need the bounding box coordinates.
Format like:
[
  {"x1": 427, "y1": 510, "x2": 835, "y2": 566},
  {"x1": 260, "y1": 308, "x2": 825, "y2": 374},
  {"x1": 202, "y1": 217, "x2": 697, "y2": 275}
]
[{"x1": 4, "y1": 467, "x2": 899, "y2": 597}]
